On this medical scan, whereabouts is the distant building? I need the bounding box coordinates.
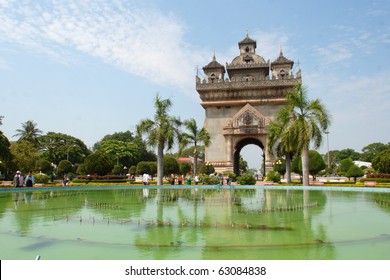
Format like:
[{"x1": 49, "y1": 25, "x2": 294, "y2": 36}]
[{"x1": 353, "y1": 161, "x2": 372, "y2": 168}]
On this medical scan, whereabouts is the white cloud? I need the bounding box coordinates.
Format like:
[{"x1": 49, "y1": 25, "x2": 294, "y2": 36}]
[
  {"x1": 0, "y1": 0, "x2": 204, "y2": 97},
  {"x1": 251, "y1": 30, "x2": 291, "y2": 62},
  {"x1": 313, "y1": 42, "x2": 353, "y2": 65}
]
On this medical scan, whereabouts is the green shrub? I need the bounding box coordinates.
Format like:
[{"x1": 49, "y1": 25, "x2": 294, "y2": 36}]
[
  {"x1": 223, "y1": 171, "x2": 237, "y2": 182},
  {"x1": 265, "y1": 171, "x2": 281, "y2": 183},
  {"x1": 111, "y1": 165, "x2": 123, "y2": 175},
  {"x1": 360, "y1": 177, "x2": 390, "y2": 183},
  {"x1": 200, "y1": 175, "x2": 220, "y2": 185},
  {"x1": 237, "y1": 174, "x2": 256, "y2": 185},
  {"x1": 34, "y1": 173, "x2": 49, "y2": 184}
]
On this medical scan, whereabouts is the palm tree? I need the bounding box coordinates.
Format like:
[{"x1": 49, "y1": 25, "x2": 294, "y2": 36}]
[
  {"x1": 179, "y1": 118, "x2": 211, "y2": 176},
  {"x1": 137, "y1": 94, "x2": 181, "y2": 185},
  {"x1": 13, "y1": 120, "x2": 43, "y2": 146},
  {"x1": 272, "y1": 84, "x2": 330, "y2": 186},
  {"x1": 267, "y1": 114, "x2": 297, "y2": 183}
]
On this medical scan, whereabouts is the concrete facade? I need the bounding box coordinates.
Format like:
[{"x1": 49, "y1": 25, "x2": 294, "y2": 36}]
[{"x1": 196, "y1": 33, "x2": 301, "y2": 175}]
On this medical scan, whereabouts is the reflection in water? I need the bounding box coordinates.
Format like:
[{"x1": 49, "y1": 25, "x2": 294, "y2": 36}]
[{"x1": 0, "y1": 188, "x2": 389, "y2": 260}]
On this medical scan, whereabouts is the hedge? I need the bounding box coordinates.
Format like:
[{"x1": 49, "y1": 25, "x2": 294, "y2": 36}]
[
  {"x1": 366, "y1": 174, "x2": 390, "y2": 179},
  {"x1": 360, "y1": 177, "x2": 390, "y2": 183},
  {"x1": 76, "y1": 175, "x2": 127, "y2": 180}
]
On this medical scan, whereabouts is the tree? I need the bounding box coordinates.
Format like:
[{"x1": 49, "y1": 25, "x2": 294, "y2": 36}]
[
  {"x1": 93, "y1": 131, "x2": 134, "y2": 151},
  {"x1": 198, "y1": 163, "x2": 215, "y2": 175},
  {"x1": 129, "y1": 166, "x2": 137, "y2": 176},
  {"x1": 360, "y1": 142, "x2": 390, "y2": 162},
  {"x1": 0, "y1": 131, "x2": 13, "y2": 178},
  {"x1": 0, "y1": 131, "x2": 12, "y2": 163},
  {"x1": 35, "y1": 159, "x2": 52, "y2": 174},
  {"x1": 324, "y1": 150, "x2": 339, "y2": 174},
  {"x1": 179, "y1": 162, "x2": 192, "y2": 175},
  {"x1": 346, "y1": 165, "x2": 364, "y2": 182},
  {"x1": 372, "y1": 149, "x2": 390, "y2": 174},
  {"x1": 38, "y1": 132, "x2": 90, "y2": 164},
  {"x1": 276, "y1": 84, "x2": 330, "y2": 186},
  {"x1": 292, "y1": 150, "x2": 326, "y2": 181},
  {"x1": 57, "y1": 160, "x2": 73, "y2": 176},
  {"x1": 137, "y1": 94, "x2": 181, "y2": 185},
  {"x1": 179, "y1": 118, "x2": 210, "y2": 176},
  {"x1": 163, "y1": 156, "x2": 179, "y2": 177},
  {"x1": 239, "y1": 156, "x2": 248, "y2": 174},
  {"x1": 83, "y1": 152, "x2": 112, "y2": 175},
  {"x1": 308, "y1": 150, "x2": 326, "y2": 180},
  {"x1": 337, "y1": 148, "x2": 360, "y2": 161},
  {"x1": 10, "y1": 141, "x2": 39, "y2": 172},
  {"x1": 268, "y1": 112, "x2": 298, "y2": 183},
  {"x1": 99, "y1": 139, "x2": 140, "y2": 167},
  {"x1": 13, "y1": 120, "x2": 43, "y2": 146},
  {"x1": 136, "y1": 161, "x2": 151, "y2": 175},
  {"x1": 339, "y1": 158, "x2": 354, "y2": 175},
  {"x1": 273, "y1": 158, "x2": 286, "y2": 178},
  {"x1": 178, "y1": 146, "x2": 206, "y2": 162},
  {"x1": 148, "y1": 162, "x2": 157, "y2": 177}
]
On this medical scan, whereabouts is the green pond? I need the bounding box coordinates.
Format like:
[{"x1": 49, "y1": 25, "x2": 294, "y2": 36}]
[{"x1": 0, "y1": 186, "x2": 389, "y2": 260}]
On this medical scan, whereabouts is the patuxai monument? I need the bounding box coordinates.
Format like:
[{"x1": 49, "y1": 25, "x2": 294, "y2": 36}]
[{"x1": 196, "y1": 32, "x2": 301, "y2": 175}]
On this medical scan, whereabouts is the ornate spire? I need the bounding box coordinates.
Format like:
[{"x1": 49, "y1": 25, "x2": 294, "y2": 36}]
[
  {"x1": 272, "y1": 47, "x2": 293, "y2": 65},
  {"x1": 203, "y1": 52, "x2": 225, "y2": 71}
]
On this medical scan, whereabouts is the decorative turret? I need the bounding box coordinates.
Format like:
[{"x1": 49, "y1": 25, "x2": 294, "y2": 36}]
[
  {"x1": 238, "y1": 31, "x2": 257, "y2": 56},
  {"x1": 227, "y1": 32, "x2": 269, "y2": 81},
  {"x1": 202, "y1": 52, "x2": 225, "y2": 83},
  {"x1": 270, "y1": 47, "x2": 294, "y2": 79}
]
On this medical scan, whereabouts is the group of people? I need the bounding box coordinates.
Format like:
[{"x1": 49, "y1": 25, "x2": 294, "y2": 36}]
[
  {"x1": 169, "y1": 174, "x2": 200, "y2": 185},
  {"x1": 13, "y1": 171, "x2": 35, "y2": 188}
]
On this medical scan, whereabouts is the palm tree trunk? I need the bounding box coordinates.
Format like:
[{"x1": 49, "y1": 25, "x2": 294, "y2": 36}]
[
  {"x1": 302, "y1": 146, "x2": 310, "y2": 186},
  {"x1": 286, "y1": 153, "x2": 292, "y2": 184},
  {"x1": 157, "y1": 141, "x2": 164, "y2": 185},
  {"x1": 193, "y1": 152, "x2": 198, "y2": 176}
]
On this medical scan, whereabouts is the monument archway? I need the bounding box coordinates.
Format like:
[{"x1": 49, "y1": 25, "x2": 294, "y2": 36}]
[
  {"x1": 196, "y1": 33, "x2": 301, "y2": 175},
  {"x1": 233, "y1": 137, "x2": 264, "y2": 175}
]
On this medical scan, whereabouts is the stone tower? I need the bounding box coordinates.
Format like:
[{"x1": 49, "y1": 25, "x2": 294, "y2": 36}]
[{"x1": 196, "y1": 33, "x2": 301, "y2": 175}]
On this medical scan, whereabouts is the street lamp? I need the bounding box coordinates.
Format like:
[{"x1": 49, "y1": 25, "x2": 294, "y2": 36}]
[
  {"x1": 325, "y1": 131, "x2": 330, "y2": 170},
  {"x1": 67, "y1": 145, "x2": 76, "y2": 161}
]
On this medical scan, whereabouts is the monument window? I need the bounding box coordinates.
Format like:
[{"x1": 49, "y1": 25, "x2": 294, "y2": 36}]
[
  {"x1": 243, "y1": 55, "x2": 253, "y2": 63},
  {"x1": 245, "y1": 46, "x2": 250, "y2": 53}
]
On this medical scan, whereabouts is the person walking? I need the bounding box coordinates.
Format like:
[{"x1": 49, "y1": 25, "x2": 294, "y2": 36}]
[
  {"x1": 170, "y1": 174, "x2": 175, "y2": 185},
  {"x1": 194, "y1": 175, "x2": 199, "y2": 185},
  {"x1": 177, "y1": 174, "x2": 183, "y2": 185}
]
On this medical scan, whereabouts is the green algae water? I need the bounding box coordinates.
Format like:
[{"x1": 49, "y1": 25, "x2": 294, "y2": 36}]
[{"x1": 0, "y1": 186, "x2": 389, "y2": 260}]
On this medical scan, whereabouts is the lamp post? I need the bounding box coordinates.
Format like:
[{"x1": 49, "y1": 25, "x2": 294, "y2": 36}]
[
  {"x1": 325, "y1": 131, "x2": 330, "y2": 171},
  {"x1": 67, "y1": 145, "x2": 76, "y2": 161}
]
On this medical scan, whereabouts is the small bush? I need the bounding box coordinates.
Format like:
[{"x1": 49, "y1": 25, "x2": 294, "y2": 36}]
[
  {"x1": 34, "y1": 173, "x2": 49, "y2": 184},
  {"x1": 360, "y1": 177, "x2": 390, "y2": 183},
  {"x1": 223, "y1": 171, "x2": 237, "y2": 182},
  {"x1": 265, "y1": 171, "x2": 281, "y2": 183},
  {"x1": 200, "y1": 175, "x2": 220, "y2": 185},
  {"x1": 237, "y1": 174, "x2": 256, "y2": 185}
]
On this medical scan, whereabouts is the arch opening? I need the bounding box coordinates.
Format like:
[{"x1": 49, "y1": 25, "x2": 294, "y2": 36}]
[{"x1": 233, "y1": 138, "x2": 264, "y2": 176}]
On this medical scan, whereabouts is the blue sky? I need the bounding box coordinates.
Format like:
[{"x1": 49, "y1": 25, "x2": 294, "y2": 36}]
[{"x1": 0, "y1": 0, "x2": 389, "y2": 169}]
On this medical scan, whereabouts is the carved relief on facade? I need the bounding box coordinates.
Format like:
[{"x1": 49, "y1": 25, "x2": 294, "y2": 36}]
[{"x1": 223, "y1": 104, "x2": 269, "y2": 136}]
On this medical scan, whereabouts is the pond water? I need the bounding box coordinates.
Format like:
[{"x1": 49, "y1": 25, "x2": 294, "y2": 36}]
[{"x1": 0, "y1": 186, "x2": 389, "y2": 260}]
